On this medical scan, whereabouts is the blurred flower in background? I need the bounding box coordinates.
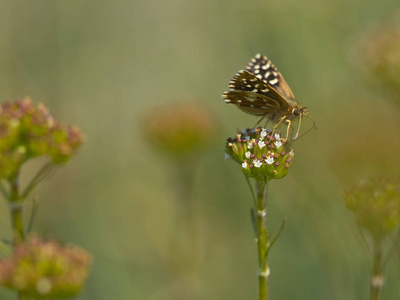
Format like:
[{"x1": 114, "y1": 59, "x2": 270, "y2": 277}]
[
  {"x1": 356, "y1": 10, "x2": 400, "y2": 107},
  {"x1": 343, "y1": 176, "x2": 400, "y2": 239},
  {"x1": 0, "y1": 97, "x2": 84, "y2": 180},
  {"x1": 0, "y1": 237, "x2": 91, "y2": 299},
  {"x1": 343, "y1": 176, "x2": 400, "y2": 299},
  {"x1": 143, "y1": 102, "x2": 217, "y2": 299},
  {"x1": 144, "y1": 102, "x2": 216, "y2": 158}
]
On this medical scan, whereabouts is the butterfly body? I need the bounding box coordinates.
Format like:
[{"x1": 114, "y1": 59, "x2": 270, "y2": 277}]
[{"x1": 222, "y1": 54, "x2": 313, "y2": 138}]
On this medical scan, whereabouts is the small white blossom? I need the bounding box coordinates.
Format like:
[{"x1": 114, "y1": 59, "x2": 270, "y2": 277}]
[
  {"x1": 224, "y1": 153, "x2": 231, "y2": 160},
  {"x1": 260, "y1": 130, "x2": 268, "y2": 139},
  {"x1": 247, "y1": 141, "x2": 254, "y2": 149},
  {"x1": 266, "y1": 156, "x2": 274, "y2": 164},
  {"x1": 289, "y1": 149, "x2": 294, "y2": 156},
  {"x1": 275, "y1": 140, "x2": 282, "y2": 148},
  {"x1": 274, "y1": 133, "x2": 281, "y2": 140},
  {"x1": 253, "y1": 159, "x2": 262, "y2": 168},
  {"x1": 245, "y1": 151, "x2": 251, "y2": 158},
  {"x1": 258, "y1": 140, "x2": 266, "y2": 149},
  {"x1": 242, "y1": 161, "x2": 248, "y2": 168}
]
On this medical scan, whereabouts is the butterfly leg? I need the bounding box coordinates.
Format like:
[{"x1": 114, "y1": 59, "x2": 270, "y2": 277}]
[
  {"x1": 271, "y1": 115, "x2": 287, "y2": 139},
  {"x1": 285, "y1": 119, "x2": 292, "y2": 140}
]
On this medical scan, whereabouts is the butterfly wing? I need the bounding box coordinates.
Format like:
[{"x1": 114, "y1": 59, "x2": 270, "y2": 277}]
[
  {"x1": 245, "y1": 54, "x2": 296, "y2": 106},
  {"x1": 222, "y1": 70, "x2": 290, "y2": 116},
  {"x1": 222, "y1": 90, "x2": 281, "y2": 116}
]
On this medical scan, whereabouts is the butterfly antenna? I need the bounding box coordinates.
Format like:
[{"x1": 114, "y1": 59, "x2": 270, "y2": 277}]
[
  {"x1": 294, "y1": 115, "x2": 317, "y2": 140},
  {"x1": 310, "y1": 115, "x2": 317, "y2": 130}
]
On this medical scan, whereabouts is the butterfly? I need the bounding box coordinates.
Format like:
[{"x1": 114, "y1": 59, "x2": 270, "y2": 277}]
[{"x1": 222, "y1": 54, "x2": 315, "y2": 139}]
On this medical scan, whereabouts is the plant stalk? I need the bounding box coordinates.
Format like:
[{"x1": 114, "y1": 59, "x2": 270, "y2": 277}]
[
  {"x1": 8, "y1": 173, "x2": 27, "y2": 300},
  {"x1": 10, "y1": 204, "x2": 24, "y2": 243},
  {"x1": 369, "y1": 239, "x2": 384, "y2": 300},
  {"x1": 166, "y1": 159, "x2": 198, "y2": 300},
  {"x1": 255, "y1": 179, "x2": 269, "y2": 300}
]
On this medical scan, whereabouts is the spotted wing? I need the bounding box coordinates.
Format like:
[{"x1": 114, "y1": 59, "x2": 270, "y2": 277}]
[
  {"x1": 222, "y1": 70, "x2": 289, "y2": 116},
  {"x1": 246, "y1": 53, "x2": 296, "y2": 106},
  {"x1": 222, "y1": 90, "x2": 281, "y2": 116}
]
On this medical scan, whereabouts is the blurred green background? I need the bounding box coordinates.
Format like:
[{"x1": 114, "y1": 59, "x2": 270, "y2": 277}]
[{"x1": 0, "y1": 0, "x2": 400, "y2": 299}]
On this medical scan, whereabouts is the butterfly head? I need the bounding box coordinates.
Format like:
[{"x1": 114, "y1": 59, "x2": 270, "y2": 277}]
[
  {"x1": 292, "y1": 106, "x2": 309, "y2": 118},
  {"x1": 291, "y1": 106, "x2": 317, "y2": 140}
]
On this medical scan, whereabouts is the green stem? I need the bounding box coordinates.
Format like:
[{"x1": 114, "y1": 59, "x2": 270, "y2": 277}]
[
  {"x1": 369, "y1": 239, "x2": 384, "y2": 300},
  {"x1": 255, "y1": 179, "x2": 269, "y2": 300},
  {"x1": 20, "y1": 162, "x2": 53, "y2": 200},
  {"x1": 8, "y1": 173, "x2": 27, "y2": 300},
  {"x1": 9, "y1": 173, "x2": 25, "y2": 243},
  {"x1": 10, "y1": 204, "x2": 25, "y2": 243}
]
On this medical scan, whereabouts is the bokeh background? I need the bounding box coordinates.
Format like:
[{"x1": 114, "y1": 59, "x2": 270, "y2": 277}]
[{"x1": 0, "y1": 0, "x2": 400, "y2": 299}]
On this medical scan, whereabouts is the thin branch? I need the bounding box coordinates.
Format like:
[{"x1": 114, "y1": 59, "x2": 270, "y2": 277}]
[
  {"x1": 0, "y1": 181, "x2": 9, "y2": 199},
  {"x1": 382, "y1": 228, "x2": 400, "y2": 270},
  {"x1": 27, "y1": 196, "x2": 39, "y2": 234},
  {"x1": 358, "y1": 226, "x2": 371, "y2": 255},
  {"x1": 20, "y1": 162, "x2": 54, "y2": 200},
  {"x1": 244, "y1": 174, "x2": 257, "y2": 208},
  {"x1": 266, "y1": 217, "x2": 287, "y2": 256}
]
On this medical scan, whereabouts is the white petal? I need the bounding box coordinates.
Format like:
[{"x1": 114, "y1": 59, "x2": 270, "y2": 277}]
[
  {"x1": 254, "y1": 160, "x2": 262, "y2": 168},
  {"x1": 260, "y1": 130, "x2": 267, "y2": 139},
  {"x1": 266, "y1": 157, "x2": 274, "y2": 164}
]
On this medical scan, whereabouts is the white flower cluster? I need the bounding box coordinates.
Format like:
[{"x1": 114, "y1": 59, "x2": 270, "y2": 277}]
[
  {"x1": 241, "y1": 130, "x2": 283, "y2": 169},
  {"x1": 225, "y1": 127, "x2": 294, "y2": 180}
]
